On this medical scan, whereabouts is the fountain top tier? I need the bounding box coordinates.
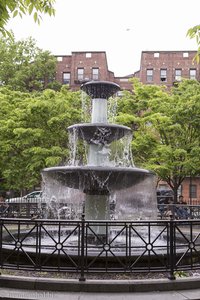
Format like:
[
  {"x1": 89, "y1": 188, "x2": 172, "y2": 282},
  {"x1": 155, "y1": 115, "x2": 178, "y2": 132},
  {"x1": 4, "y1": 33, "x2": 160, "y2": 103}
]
[{"x1": 81, "y1": 81, "x2": 120, "y2": 99}]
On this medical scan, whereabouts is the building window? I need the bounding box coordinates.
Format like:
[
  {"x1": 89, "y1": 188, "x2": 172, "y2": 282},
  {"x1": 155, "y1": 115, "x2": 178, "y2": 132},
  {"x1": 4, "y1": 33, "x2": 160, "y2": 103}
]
[
  {"x1": 86, "y1": 53, "x2": 92, "y2": 58},
  {"x1": 189, "y1": 184, "x2": 197, "y2": 198},
  {"x1": 158, "y1": 184, "x2": 168, "y2": 190},
  {"x1": 178, "y1": 185, "x2": 182, "y2": 196},
  {"x1": 160, "y1": 69, "x2": 167, "y2": 82},
  {"x1": 154, "y1": 52, "x2": 160, "y2": 58},
  {"x1": 92, "y1": 68, "x2": 99, "y2": 80},
  {"x1": 175, "y1": 69, "x2": 182, "y2": 81},
  {"x1": 77, "y1": 68, "x2": 84, "y2": 81},
  {"x1": 183, "y1": 52, "x2": 189, "y2": 58},
  {"x1": 146, "y1": 69, "x2": 153, "y2": 82},
  {"x1": 189, "y1": 69, "x2": 196, "y2": 80},
  {"x1": 63, "y1": 72, "x2": 70, "y2": 84},
  {"x1": 57, "y1": 57, "x2": 63, "y2": 62}
]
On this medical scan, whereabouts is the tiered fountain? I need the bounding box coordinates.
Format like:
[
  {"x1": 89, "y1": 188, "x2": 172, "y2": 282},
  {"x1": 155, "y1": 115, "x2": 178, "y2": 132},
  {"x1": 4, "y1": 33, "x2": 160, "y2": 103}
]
[
  {"x1": 42, "y1": 81, "x2": 157, "y2": 226},
  {"x1": 1, "y1": 82, "x2": 195, "y2": 279}
]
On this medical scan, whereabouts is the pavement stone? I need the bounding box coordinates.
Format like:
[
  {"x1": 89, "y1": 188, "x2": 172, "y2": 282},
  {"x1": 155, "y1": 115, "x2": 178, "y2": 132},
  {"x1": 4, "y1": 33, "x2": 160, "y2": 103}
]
[
  {"x1": 1, "y1": 287, "x2": 200, "y2": 300},
  {"x1": 0, "y1": 288, "x2": 200, "y2": 300},
  {"x1": 1, "y1": 275, "x2": 200, "y2": 300}
]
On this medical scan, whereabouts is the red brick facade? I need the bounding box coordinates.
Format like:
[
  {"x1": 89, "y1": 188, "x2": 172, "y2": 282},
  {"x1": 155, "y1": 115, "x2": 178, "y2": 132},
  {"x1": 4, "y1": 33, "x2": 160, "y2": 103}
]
[
  {"x1": 55, "y1": 50, "x2": 200, "y2": 90},
  {"x1": 158, "y1": 177, "x2": 200, "y2": 204},
  {"x1": 55, "y1": 51, "x2": 133, "y2": 92},
  {"x1": 139, "y1": 51, "x2": 200, "y2": 87},
  {"x1": 182, "y1": 177, "x2": 200, "y2": 205}
]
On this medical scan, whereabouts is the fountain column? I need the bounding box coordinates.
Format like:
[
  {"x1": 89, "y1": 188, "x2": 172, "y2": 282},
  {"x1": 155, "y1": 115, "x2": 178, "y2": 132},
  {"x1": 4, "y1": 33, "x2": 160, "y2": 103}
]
[
  {"x1": 84, "y1": 87, "x2": 117, "y2": 228},
  {"x1": 88, "y1": 97, "x2": 108, "y2": 166},
  {"x1": 91, "y1": 98, "x2": 107, "y2": 123}
]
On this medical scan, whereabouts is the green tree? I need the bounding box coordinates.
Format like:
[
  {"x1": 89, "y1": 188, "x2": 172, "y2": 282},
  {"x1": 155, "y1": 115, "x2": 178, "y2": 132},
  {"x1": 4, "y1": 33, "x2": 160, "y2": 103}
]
[
  {"x1": 0, "y1": 86, "x2": 81, "y2": 193},
  {"x1": 0, "y1": 33, "x2": 60, "y2": 92},
  {"x1": 117, "y1": 79, "x2": 200, "y2": 202},
  {"x1": 0, "y1": 0, "x2": 55, "y2": 36},
  {"x1": 187, "y1": 25, "x2": 200, "y2": 62}
]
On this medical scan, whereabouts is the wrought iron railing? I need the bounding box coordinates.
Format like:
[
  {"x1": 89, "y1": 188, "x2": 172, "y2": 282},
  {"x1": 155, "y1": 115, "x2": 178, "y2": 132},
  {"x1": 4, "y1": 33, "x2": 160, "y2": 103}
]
[
  {"x1": 1, "y1": 216, "x2": 200, "y2": 281},
  {"x1": 1, "y1": 199, "x2": 73, "y2": 219},
  {"x1": 2, "y1": 200, "x2": 200, "y2": 221}
]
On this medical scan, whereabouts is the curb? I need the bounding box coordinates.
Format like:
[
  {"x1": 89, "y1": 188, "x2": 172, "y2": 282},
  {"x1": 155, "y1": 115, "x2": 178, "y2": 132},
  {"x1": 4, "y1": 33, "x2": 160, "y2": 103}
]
[{"x1": 0, "y1": 275, "x2": 200, "y2": 293}]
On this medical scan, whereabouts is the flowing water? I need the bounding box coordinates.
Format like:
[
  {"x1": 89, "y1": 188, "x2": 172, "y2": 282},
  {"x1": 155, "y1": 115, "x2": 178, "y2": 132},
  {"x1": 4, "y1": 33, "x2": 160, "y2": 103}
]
[{"x1": 42, "y1": 81, "x2": 157, "y2": 223}]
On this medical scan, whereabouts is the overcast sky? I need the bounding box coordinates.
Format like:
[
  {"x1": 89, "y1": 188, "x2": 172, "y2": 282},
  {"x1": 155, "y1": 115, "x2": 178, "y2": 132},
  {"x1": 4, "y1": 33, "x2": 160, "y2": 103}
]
[{"x1": 7, "y1": 0, "x2": 200, "y2": 76}]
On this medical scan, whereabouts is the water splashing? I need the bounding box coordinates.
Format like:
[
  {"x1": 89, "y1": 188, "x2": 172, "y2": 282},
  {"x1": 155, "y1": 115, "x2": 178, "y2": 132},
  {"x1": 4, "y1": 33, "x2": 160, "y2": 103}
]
[{"x1": 42, "y1": 81, "x2": 156, "y2": 225}]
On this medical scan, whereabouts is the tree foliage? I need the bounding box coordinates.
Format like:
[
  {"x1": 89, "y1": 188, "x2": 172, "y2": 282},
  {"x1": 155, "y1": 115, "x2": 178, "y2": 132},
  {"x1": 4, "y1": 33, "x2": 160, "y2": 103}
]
[
  {"x1": 187, "y1": 25, "x2": 200, "y2": 62},
  {"x1": 0, "y1": 0, "x2": 55, "y2": 36},
  {"x1": 0, "y1": 33, "x2": 60, "y2": 92},
  {"x1": 0, "y1": 86, "x2": 81, "y2": 192},
  {"x1": 117, "y1": 79, "x2": 200, "y2": 201}
]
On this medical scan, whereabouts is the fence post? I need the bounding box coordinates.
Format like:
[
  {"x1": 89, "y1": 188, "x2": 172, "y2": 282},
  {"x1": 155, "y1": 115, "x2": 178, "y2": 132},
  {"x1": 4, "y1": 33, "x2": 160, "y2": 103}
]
[
  {"x1": 168, "y1": 216, "x2": 176, "y2": 280},
  {"x1": 79, "y1": 213, "x2": 86, "y2": 282},
  {"x1": 0, "y1": 219, "x2": 2, "y2": 274}
]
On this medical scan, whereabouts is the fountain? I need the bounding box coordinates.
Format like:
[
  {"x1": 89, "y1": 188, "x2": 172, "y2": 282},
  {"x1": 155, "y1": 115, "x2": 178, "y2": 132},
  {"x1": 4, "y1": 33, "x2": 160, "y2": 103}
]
[
  {"x1": 42, "y1": 81, "x2": 157, "y2": 225},
  {"x1": 2, "y1": 81, "x2": 196, "y2": 280},
  {"x1": 2, "y1": 80, "x2": 200, "y2": 286}
]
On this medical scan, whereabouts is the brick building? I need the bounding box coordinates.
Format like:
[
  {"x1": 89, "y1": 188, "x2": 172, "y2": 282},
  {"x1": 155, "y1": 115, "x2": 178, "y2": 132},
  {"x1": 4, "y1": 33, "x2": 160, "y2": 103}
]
[
  {"x1": 55, "y1": 50, "x2": 200, "y2": 91},
  {"x1": 55, "y1": 51, "x2": 133, "y2": 92},
  {"x1": 139, "y1": 50, "x2": 200, "y2": 87}
]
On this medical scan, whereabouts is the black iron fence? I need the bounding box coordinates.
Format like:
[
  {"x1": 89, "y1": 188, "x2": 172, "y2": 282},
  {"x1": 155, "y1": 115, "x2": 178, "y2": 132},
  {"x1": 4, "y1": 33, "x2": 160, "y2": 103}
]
[
  {"x1": 2, "y1": 200, "x2": 200, "y2": 220},
  {"x1": 1, "y1": 199, "x2": 76, "y2": 219},
  {"x1": 0, "y1": 200, "x2": 43, "y2": 218},
  {"x1": 1, "y1": 216, "x2": 200, "y2": 281}
]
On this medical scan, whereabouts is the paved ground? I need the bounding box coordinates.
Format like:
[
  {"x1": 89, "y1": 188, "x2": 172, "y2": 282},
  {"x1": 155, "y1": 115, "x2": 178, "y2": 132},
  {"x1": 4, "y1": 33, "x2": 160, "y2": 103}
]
[
  {"x1": 1, "y1": 275, "x2": 200, "y2": 300},
  {"x1": 1, "y1": 287, "x2": 200, "y2": 300}
]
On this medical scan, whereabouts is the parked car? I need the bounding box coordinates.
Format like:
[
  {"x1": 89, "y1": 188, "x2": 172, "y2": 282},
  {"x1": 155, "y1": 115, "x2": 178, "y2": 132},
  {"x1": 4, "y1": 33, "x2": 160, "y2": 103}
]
[
  {"x1": 157, "y1": 189, "x2": 174, "y2": 205},
  {"x1": 6, "y1": 191, "x2": 43, "y2": 203}
]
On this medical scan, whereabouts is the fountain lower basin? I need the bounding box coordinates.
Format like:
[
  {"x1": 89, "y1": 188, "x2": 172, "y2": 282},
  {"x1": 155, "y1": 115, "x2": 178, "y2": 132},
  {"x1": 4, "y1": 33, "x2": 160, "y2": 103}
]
[{"x1": 42, "y1": 166, "x2": 154, "y2": 195}]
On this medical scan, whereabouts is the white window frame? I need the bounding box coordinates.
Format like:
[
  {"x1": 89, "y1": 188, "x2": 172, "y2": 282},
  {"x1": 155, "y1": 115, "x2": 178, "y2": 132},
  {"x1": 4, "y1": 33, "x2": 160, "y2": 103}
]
[
  {"x1": 63, "y1": 72, "x2": 70, "y2": 84},
  {"x1": 160, "y1": 69, "x2": 167, "y2": 82},
  {"x1": 189, "y1": 69, "x2": 196, "y2": 80},
  {"x1": 92, "y1": 68, "x2": 99, "y2": 80},
  {"x1": 154, "y1": 52, "x2": 160, "y2": 58},
  {"x1": 175, "y1": 69, "x2": 182, "y2": 81},
  {"x1": 146, "y1": 69, "x2": 153, "y2": 82},
  {"x1": 77, "y1": 68, "x2": 84, "y2": 81}
]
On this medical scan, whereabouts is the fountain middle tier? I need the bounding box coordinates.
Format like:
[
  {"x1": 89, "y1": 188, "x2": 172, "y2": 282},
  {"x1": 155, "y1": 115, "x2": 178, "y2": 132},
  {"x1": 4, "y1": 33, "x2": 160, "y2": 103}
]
[
  {"x1": 68, "y1": 123, "x2": 132, "y2": 145},
  {"x1": 42, "y1": 166, "x2": 154, "y2": 195}
]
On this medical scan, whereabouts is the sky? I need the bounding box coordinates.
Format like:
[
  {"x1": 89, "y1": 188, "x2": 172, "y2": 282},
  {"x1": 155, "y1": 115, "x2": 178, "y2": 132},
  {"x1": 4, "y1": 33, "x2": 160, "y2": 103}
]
[{"x1": 7, "y1": 0, "x2": 200, "y2": 77}]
